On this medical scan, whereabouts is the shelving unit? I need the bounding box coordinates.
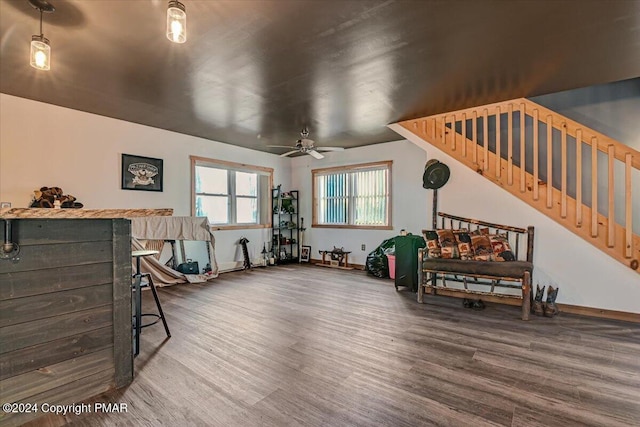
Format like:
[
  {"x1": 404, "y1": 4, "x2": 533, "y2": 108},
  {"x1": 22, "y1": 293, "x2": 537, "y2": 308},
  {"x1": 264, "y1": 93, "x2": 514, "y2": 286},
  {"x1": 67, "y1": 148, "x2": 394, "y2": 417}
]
[{"x1": 272, "y1": 187, "x2": 300, "y2": 264}]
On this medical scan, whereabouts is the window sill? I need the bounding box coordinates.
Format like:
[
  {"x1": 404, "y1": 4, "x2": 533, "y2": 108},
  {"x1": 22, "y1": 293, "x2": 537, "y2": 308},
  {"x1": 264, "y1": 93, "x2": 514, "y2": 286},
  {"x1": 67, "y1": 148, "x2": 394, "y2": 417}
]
[{"x1": 210, "y1": 224, "x2": 271, "y2": 231}]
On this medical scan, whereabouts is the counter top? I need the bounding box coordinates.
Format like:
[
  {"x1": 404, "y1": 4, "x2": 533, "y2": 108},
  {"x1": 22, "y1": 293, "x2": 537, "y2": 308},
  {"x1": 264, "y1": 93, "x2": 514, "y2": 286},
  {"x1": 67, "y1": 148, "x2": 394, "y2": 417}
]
[{"x1": 0, "y1": 208, "x2": 173, "y2": 219}]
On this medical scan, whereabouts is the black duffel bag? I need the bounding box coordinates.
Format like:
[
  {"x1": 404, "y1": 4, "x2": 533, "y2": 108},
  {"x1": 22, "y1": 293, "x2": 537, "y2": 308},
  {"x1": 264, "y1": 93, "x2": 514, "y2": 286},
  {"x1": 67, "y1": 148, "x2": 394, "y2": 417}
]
[
  {"x1": 176, "y1": 259, "x2": 199, "y2": 274},
  {"x1": 365, "y1": 238, "x2": 395, "y2": 278}
]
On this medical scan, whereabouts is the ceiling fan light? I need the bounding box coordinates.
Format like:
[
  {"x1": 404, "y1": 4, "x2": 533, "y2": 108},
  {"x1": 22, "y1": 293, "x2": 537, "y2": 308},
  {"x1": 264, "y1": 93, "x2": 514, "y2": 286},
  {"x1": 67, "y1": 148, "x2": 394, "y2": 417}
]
[
  {"x1": 166, "y1": 0, "x2": 187, "y2": 44},
  {"x1": 30, "y1": 35, "x2": 50, "y2": 70}
]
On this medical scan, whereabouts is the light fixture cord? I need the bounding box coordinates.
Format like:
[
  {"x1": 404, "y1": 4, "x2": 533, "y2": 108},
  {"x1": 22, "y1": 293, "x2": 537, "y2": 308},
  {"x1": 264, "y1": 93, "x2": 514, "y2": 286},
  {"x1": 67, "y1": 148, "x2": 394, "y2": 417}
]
[{"x1": 39, "y1": 9, "x2": 43, "y2": 36}]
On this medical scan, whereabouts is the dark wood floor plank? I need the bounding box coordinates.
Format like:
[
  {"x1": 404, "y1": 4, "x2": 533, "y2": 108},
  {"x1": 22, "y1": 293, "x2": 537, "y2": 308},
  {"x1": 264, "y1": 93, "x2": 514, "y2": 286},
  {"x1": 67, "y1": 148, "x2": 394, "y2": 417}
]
[
  {"x1": 511, "y1": 403, "x2": 635, "y2": 427},
  {"x1": 32, "y1": 265, "x2": 640, "y2": 427}
]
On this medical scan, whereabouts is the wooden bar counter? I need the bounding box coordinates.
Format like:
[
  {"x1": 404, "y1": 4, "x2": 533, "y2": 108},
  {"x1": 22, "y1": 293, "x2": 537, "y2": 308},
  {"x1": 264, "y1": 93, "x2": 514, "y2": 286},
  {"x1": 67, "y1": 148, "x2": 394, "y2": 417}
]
[{"x1": 0, "y1": 208, "x2": 171, "y2": 426}]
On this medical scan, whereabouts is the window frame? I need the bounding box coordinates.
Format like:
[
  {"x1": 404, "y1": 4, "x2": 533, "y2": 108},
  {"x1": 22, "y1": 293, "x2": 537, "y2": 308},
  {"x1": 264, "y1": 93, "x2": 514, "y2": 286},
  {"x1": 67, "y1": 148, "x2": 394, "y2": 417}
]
[
  {"x1": 190, "y1": 156, "x2": 273, "y2": 230},
  {"x1": 312, "y1": 160, "x2": 392, "y2": 230}
]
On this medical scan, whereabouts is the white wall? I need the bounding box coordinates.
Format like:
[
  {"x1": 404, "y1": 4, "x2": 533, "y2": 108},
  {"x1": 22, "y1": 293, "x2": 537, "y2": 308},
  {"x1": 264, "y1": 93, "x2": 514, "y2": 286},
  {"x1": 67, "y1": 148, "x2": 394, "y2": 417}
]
[
  {"x1": 290, "y1": 140, "x2": 428, "y2": 266},
  {"x1": 3, "y1": 92, "x2": 637, "y2": 313},
  {"x1": 0, "y1": 94, "x2": 291, "y2": 270},
  {"x1": 390, "y1": 124, "x2": 640, "y2": 314}
]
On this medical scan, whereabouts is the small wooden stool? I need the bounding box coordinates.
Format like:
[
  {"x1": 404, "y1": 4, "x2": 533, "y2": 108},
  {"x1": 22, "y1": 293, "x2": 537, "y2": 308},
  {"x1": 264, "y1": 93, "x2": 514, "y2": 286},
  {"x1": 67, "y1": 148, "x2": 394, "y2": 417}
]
[{"x1": 317, "y1": 249, "x2": 353, "y2": 270}]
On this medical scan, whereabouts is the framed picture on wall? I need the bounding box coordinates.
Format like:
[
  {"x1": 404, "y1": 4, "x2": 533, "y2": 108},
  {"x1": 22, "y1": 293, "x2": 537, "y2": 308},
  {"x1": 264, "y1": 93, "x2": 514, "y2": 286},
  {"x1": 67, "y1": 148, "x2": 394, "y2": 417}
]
[
  {"x1": 121, "y1": 153, "x2": 163, "y2": 192},
  {"x1": 300, "y1": 245, "x2": 311, "y2": 262}
]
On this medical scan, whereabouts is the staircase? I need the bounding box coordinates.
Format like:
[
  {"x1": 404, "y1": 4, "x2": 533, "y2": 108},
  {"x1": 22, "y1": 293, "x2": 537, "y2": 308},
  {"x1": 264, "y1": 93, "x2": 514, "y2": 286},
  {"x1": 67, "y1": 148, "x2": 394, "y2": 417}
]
[{"x1": 389, "y1": 98, "x2": 640, "y2": 274}]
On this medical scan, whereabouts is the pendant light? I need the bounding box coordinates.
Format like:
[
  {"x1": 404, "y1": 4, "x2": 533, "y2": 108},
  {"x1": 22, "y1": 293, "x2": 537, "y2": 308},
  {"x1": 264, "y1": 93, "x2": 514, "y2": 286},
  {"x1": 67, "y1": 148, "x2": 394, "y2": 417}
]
[
  {"x1": 166, "y1": 1, "x2": 187, "y2": 44},
  {"x1": 28, "y1": 0, "x2": 55, "y2": 71}
]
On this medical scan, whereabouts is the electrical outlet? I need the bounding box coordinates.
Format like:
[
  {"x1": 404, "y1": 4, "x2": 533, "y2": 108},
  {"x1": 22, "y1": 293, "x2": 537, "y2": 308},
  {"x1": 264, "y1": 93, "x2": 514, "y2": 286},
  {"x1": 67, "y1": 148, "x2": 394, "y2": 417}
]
[{"x1": 361, "y1": 244, "x2": 366, "y2": 251}]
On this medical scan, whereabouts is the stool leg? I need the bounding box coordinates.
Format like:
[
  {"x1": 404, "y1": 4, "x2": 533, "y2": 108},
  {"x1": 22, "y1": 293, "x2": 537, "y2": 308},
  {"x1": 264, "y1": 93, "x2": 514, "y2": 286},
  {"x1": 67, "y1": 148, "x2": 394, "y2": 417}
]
[
  {"x1": 132, "y1": 274, "x2": 142, "y2": 356},
  {"x1": 143, "y1": 274, "x2": 171, "y2": 338}
]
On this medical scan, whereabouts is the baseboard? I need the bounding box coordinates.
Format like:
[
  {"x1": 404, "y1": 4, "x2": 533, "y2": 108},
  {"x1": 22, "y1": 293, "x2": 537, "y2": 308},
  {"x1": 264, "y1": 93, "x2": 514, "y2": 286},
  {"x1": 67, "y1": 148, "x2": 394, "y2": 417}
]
[
  {"x1": 218, "y1": 258, "x2": 266, "y2": 273},
  {"x1": 556, "y1": 303, "x2": 640, "y2": 323},
  {"x1": 309, "y1": 258, "x2": 365, "y2": 270}
]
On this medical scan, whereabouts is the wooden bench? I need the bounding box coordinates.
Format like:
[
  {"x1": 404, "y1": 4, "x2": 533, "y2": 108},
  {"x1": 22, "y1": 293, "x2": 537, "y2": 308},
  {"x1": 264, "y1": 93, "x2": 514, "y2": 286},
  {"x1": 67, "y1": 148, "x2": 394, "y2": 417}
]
[{"x1": 418, "y1": 212, "x2": 534, "y2": 320}]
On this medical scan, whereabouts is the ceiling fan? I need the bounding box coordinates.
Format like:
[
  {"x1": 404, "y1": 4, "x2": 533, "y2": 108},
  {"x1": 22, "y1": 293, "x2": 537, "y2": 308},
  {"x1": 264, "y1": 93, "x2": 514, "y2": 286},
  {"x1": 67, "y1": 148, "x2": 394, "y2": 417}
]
[{"x1": 268, "y1": 129, "x2": 344, "y2": 159}]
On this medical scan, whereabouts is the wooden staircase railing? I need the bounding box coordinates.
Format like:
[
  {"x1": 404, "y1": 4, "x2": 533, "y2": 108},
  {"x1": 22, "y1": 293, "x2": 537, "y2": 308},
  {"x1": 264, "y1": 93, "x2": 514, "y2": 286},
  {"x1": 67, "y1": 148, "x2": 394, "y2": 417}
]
[{"x1": 391, "y1": 98, "x2": 640, "y2": 274}]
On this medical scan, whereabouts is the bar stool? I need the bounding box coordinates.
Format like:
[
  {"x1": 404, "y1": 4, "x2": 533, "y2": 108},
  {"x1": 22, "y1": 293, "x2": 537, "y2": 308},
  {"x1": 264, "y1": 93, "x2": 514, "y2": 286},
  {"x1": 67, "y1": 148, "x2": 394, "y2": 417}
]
[{"x1": 132, "y1": 250, "x2": 171, "y2": 356}]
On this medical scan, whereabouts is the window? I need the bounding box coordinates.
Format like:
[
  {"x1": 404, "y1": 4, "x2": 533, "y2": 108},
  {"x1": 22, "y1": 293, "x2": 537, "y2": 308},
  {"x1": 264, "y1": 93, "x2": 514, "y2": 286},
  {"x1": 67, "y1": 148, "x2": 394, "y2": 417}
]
[
  {"x1": 191, "y1": 156, "x2": 273, "y2": 229},
  {"x1": 312, "y1": 161, "x2": 391, "y2": 229}
]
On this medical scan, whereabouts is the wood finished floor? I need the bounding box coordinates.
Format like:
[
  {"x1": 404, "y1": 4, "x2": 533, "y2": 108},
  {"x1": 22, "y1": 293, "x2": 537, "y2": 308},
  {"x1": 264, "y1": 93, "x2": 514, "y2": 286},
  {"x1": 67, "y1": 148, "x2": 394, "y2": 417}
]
[{"x1": 36, "y1": 265, "x2": 640, "y2": 426}]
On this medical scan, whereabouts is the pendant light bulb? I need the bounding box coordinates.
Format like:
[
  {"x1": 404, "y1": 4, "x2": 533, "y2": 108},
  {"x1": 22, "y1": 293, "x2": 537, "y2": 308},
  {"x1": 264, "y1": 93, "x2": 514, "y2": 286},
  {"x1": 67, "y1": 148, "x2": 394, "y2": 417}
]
[
  {"x1": 167, "y1": 1, "x2": 187, "y2": 44},
  {"x1": 30, "y1": 35, "x2": 51, "y2": 70},
  {"x1": 29, "y1": 3, "x2": 54, "y2": 71}
]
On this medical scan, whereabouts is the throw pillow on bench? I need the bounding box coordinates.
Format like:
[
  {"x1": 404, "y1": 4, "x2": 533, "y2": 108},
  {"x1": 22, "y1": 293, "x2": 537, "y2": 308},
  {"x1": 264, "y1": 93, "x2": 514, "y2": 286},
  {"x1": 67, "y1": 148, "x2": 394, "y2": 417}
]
[{"x1": 422, "y1": 229, "x2": 515, "y2": 262}]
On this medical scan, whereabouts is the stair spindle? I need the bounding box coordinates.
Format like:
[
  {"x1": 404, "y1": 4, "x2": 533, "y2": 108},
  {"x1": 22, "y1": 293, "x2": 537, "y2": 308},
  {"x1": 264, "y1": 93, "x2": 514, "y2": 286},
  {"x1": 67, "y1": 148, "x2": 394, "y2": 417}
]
[
  {"x1": 591, "y1": 137, "x2": 598, "y2": 238},
  {"x1": 508, "y1": 104, "x2": 513, "y2": 185},
  {"x1": 472, "y1": 110, "x2": 478, "y2": 164},
  {"x1": 576, "y1": 129, "x2": 583, "y2": 227},
  {"x1": 625, "y1": 153, "x2": 633, "y2": 258},
  {"x1": 451, "y1": 114, "x2": 458, "y2": 151},
  {"x1": 533, "y1": 109, "x2": 539, "y2": 200},
  {"x1": 520, "y1": 104, "x2": 527, "y2": 193},
  {"x1": 483, "y1": 109, "x2": 489, "y2": 171},
  {"x1": 607, "y1": 144, "x2": 615, "y2": 248},
  {"x1": 547, "y1": 115, "x2": 553, "y2": 209},
  {"x1": 561, "y1": 123, "x2": 567, "y2": 218},
  {"x1": 496, "y1": 106, "x2": 501, "y2": 177},
  {"x1": 451, "y1": 116, "x2": 456, "y2": 151},
  {"x1": 461, "y1": 112, "x2": 467, "y2": 157}
]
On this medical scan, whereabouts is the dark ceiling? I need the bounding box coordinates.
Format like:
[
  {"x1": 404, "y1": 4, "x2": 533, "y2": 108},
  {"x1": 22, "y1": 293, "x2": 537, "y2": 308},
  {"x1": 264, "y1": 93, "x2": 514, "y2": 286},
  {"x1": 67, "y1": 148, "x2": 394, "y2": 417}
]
[{"x1": 1, "y1": 0, "x2": 639, "y2": 153}]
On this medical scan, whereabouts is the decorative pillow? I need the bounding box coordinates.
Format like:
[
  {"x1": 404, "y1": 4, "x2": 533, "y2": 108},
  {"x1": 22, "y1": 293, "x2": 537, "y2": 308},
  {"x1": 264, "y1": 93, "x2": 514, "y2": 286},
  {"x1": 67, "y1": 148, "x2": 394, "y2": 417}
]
[
  {"x1": 471, "y1": 227, "x2": 490, "y2": 236},
  {"x1": 437, "y1": 229, "x2": 459, "y2": 259},
  {"x1": 488, "y1": 233, "x2": 515, "y2": 261},
  {"x1": 454, "y1": 231, "x2": 473, "y2": 260},
  {"x1": 422, "y1": 230, "x2": 442, "y2": 258},
  {"x1": 470, "y1": 234, "x2": 493, "y2": 261}
]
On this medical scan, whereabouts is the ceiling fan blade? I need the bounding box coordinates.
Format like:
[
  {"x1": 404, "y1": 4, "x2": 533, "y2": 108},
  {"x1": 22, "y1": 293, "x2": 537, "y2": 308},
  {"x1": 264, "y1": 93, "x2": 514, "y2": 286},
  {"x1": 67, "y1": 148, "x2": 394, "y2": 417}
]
[
  {"x1": 268, "y1": 145, "x2": 296, "y2": 148},
  {"x1": 280, "y1": 150, "x2": 300, "y2": 157},
  {"x1": 308, "y1": 150, "x2": 325, "y2": 159},
  {"x1": 316, "y1": 146, "x2": 345, "y2": 152}
]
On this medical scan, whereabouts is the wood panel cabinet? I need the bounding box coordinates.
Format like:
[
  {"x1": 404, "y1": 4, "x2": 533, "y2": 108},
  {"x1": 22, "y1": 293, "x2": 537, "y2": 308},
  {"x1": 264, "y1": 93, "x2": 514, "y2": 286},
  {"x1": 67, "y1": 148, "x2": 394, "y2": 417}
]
[{"x1": 0, "y1": 218, "x2": 133, "y2": 426}]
